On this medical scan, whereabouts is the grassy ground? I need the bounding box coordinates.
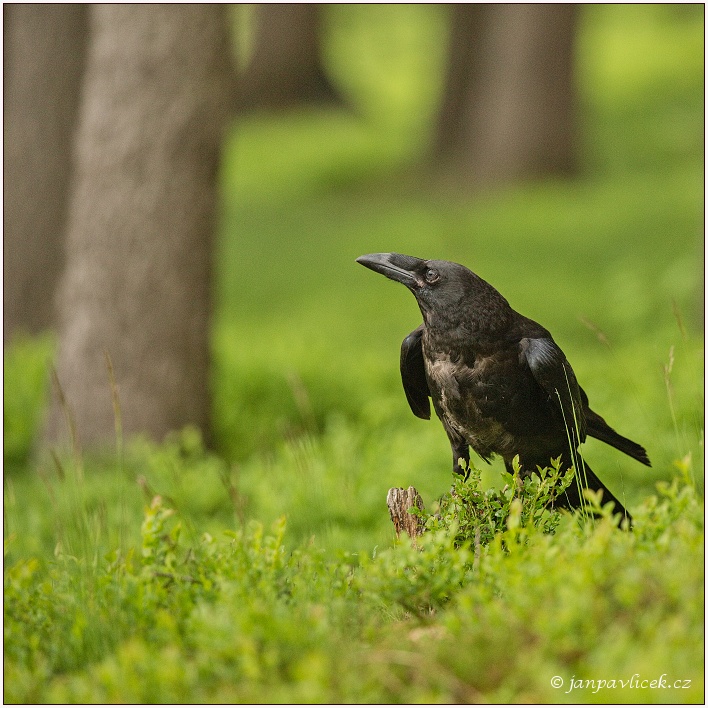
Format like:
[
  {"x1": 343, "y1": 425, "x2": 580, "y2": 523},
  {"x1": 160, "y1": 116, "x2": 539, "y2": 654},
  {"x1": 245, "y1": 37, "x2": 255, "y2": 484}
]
[{"x1": 4, "y1": 5, "x2": 704, "y2": 703}]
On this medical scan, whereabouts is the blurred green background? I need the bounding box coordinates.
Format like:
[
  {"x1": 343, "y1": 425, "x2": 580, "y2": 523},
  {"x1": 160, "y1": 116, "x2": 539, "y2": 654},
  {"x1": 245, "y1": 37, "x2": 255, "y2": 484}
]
[{"x1": 4, "y1": 4, "x2": 704, "y2": 558}]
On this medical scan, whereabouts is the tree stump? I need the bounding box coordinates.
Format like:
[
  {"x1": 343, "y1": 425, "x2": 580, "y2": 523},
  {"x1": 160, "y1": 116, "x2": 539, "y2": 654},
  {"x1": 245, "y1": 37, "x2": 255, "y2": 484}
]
[{"x1": 386, "y1": 487, "x2": 426, "y2": 543}]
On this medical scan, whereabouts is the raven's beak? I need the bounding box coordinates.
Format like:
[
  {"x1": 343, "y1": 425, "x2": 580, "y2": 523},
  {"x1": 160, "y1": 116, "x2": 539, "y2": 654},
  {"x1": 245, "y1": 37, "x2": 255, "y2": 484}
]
[{"x1": 356, "y1": 253, "x2": 423, "y2": 288}]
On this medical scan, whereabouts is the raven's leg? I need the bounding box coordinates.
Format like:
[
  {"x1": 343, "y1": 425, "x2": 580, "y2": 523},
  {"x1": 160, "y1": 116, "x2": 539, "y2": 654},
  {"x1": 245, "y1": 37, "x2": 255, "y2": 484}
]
[{"x1": 449, "y1": 437, "x2": 470, "y2": 478}]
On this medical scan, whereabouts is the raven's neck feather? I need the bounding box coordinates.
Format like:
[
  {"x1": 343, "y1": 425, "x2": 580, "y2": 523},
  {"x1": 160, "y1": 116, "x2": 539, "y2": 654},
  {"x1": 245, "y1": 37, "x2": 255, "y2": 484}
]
[{"x1": 421, "y1": 280, "x2": 514, "y2": 340}]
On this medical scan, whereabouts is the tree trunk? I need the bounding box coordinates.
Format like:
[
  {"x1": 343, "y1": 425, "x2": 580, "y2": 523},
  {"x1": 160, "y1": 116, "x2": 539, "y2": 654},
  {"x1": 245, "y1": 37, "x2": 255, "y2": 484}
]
[
  {"x1": 236, "y1": 3, "x2": 338, "y2": 111},
  {"x1": 43, "y1": 5, "x2": 235, "y2": 450},
  {"x1": 433, "y1": 3, "x2": 579, "y2": 186},
  {"x1": 3, "y1": 4, "x2": 88, "y2": 343}
]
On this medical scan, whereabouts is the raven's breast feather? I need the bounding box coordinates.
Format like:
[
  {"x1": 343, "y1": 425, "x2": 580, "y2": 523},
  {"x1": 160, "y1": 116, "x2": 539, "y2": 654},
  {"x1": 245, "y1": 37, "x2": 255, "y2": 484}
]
[{"x1": 425, "y1": 355, "x2": 517, "y2": 460}]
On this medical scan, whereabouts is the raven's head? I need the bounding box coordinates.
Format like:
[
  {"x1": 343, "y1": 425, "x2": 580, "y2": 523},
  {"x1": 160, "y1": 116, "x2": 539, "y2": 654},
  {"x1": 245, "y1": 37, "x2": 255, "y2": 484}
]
[{"x1": 356, "y1": 252, "x2": 511, "y2": 328}]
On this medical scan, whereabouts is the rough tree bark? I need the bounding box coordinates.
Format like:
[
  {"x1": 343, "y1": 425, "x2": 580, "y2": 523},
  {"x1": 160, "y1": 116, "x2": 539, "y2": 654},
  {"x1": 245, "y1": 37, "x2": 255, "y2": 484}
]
[
  {"x1": 236, "y1": 3, "x2": 339, "y2": 111},
  {"x1": 387, "y1": 487, "x2": 427, "y2": 544},
  {"x1": 3, "y1": 4, "x2": 88, "y2": 343},
  {"x1": 43, "y1": 5, "x2": 235, "y2": 449},
  {"x1": 433, "y1": 3, "x2": 579, "y2": 186}
]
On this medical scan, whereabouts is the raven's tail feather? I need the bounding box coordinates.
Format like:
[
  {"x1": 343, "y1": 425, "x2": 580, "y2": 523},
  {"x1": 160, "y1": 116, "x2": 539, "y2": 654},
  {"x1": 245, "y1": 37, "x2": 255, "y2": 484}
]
[
  {"x1": 559, "y1": 460, "x2": 633, "y2": 526},
  {"x1": 586, "y1": 409, "x2": 651, "y2": 467}
]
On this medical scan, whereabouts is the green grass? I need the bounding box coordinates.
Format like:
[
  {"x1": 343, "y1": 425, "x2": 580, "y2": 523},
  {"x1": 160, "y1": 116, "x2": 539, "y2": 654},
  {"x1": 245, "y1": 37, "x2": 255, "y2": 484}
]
[{"x1": 4, "y1": 4, "x2": 704, "y2": 703}]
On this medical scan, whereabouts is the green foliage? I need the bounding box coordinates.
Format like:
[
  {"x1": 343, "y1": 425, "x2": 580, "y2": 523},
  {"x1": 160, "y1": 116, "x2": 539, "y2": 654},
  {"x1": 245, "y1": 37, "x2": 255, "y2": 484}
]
[
  {"x1": 5, "y1": 498, "x2": 351, "y2": 703},
  {"x1": 432, "y1": 457, "x2": 576, "y2": 546},
  {"x1": 6, "y1": 472, "x2": 703, "y2": 703},
  {"x1": 358, "y1": 470, "x2": 703, "y2": 703},
  {"x1": 3, "y1": 5, "x2": 704, "y2": 703},
  {"x1": 358, "y1": 459, "x2": 599, "y2": 620}
]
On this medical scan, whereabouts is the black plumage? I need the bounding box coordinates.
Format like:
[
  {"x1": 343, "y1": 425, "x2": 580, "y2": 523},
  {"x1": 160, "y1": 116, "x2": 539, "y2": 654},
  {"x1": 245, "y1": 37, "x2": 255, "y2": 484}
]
[{"x1": 357, "y1": 252, "x2": 650, "y2": 523}]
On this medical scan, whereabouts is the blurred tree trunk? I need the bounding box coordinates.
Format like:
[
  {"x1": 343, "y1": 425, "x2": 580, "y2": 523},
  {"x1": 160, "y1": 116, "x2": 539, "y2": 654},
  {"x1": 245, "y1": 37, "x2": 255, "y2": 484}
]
[
  {"x1": 43, "y1": 5, "x2": 235, "y2": 450},
  {"x1": 433, "y1": 3, "x2": 579, "y2": 185},
  {"x1": 236, "y1": 3, "x2": 339, "y2": 111},
  {"x1": 3, "y1": 4, "x2": 88, "y2": 343}
]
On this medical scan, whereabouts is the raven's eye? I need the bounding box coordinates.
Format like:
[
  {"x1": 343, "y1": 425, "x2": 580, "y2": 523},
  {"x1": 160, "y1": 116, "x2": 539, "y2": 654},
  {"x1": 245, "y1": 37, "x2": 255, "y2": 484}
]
[{"x1": 425, "y1": 268, "x2": 440, "y2": 284}]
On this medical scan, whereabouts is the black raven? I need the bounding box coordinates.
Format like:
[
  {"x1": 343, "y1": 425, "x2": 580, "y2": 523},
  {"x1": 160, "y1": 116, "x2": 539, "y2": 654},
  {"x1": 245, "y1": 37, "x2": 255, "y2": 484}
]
[{"x1": 356, "y1": 252, "x2": 650, "y2": 523}]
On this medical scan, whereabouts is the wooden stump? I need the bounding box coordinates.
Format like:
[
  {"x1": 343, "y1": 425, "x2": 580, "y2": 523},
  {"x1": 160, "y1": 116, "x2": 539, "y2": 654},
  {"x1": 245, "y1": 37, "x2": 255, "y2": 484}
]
[{"x1": 386, "y1": 487, "x2": 426, "y2": 543}]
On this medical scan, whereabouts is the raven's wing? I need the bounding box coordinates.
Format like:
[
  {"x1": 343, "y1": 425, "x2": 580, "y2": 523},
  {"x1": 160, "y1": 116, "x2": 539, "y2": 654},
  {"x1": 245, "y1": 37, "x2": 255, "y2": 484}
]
[
  {"x1": 520, "y1": 337, "x2": 586, "y2": 444},
  {"x1": 400, "y1": 324, "x2": 431, "y2": 420}
]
